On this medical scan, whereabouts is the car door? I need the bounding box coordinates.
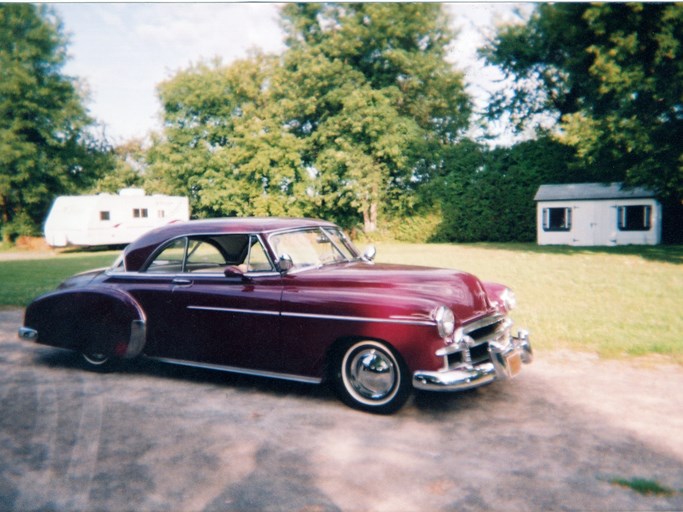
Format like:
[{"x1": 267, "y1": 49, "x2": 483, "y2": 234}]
[{"x1": 159, "y1": 234, "x2": 285, "y2": 372}]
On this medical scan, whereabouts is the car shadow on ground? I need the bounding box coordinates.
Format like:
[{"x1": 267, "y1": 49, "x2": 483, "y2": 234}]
[
  {"x1": 32, "y1": 347, "x2": 339, "y2": 405},
  {"x1": 30, "y1": 345, "x2": 493, "y2": 417}
]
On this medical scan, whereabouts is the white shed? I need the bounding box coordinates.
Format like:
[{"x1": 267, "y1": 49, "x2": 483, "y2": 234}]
[
  {"x1": 44, "y1": 189, "x2": 190, "y2": 247},
  {"x1": 534, "y1": 182, "x2": 662, "y2": 246}
]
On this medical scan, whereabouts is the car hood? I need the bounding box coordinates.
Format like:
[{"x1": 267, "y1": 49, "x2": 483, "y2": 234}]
[{"x1": 289, "y1": 262, "x2": 492, "y2": 322}]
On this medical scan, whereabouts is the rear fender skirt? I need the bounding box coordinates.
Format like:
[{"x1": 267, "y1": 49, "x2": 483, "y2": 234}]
[{"x1": 24, "y1": 288, "x2": 147, "y2": 359}]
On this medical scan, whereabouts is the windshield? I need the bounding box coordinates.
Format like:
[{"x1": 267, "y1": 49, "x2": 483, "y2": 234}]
[{"x1": 269, "y1": 227, "x2": 360, "y2": 270}]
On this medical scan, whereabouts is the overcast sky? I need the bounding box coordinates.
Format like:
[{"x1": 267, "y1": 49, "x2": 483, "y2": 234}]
[{"x1": 54, "y1": 3, "x2": 528, "y2": 145}]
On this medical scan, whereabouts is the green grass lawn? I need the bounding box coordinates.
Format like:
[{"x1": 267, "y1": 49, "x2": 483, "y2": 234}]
[
  {"x1": 2, "y1": 243, "x2": 681, "y2": 363},
  {"x1": 374, "y1": 242, "x2": 683, "y2": 363},
  {"x1": 0, "y1": 251, "x2": 119, "y2": 307}
]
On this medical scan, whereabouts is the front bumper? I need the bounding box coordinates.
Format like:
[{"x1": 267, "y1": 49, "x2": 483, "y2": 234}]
[{"x1": 412, "y1": 330, "x2": 533, "y2": 392}]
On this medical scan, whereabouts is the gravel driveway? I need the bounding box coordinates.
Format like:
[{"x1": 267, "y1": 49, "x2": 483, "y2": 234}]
[{"x1": 1, "y1": 308, "x2": 682, "y2": 511}]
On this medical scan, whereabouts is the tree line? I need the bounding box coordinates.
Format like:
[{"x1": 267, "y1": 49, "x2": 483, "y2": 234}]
[{"x1": 1, "y1": 3, "x2": 681, "y2": 244}]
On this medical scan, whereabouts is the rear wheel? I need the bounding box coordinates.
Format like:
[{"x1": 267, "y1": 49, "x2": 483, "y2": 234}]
[
  {"x1": 81, "y1": 351, "x2": 114, "y2": 372},
  {"x1": 333, "y1": 340, "x2": 411, "y2": 414}
]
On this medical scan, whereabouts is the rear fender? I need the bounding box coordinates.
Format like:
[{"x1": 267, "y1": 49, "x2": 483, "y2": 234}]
[{"x1": 24, "y1": 288, "x2": 147, "y2": 359}]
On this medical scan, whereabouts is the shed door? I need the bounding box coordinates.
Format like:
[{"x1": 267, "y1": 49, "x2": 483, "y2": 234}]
[{"x1": 565, "y1": 203, "x2": 595, "y2": 246}]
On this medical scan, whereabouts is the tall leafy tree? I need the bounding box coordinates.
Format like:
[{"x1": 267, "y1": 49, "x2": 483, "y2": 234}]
[
  {"x1": 481, "y1": 3, "x2": 683, "y2": 207},
  {"x1": 0, "y1": 4, "x2": 107, "y2": 241},
  {"x1": 277, "y1": 3, "x2": 471, "y2": 231},
  {"x1": 148, "y1": 55, "x2": 308, "y2": 218}
]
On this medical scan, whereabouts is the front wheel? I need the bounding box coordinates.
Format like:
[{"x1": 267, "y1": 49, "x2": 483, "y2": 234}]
[{"x1": 333, "y1": 340, "x2": 411, "y2": 414}]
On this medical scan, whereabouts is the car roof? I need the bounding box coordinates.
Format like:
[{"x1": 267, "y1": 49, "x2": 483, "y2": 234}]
[{"x1": 122, "y1": 217, "x2": 337, "y2": 271}]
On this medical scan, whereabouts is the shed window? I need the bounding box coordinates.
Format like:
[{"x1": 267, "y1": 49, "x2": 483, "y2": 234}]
[
  {"x1": 542, "y1": 207, "x2": 572, "y2": 231},
  {"x1": 618, "y1": 205, "x2": 651, "y2": 231}
]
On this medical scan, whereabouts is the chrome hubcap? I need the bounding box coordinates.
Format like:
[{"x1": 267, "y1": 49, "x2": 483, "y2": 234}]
[
  {"x1": 83, "y1": 352, "x2": 108, "y2": 366},
  {"x1": 347, "y1": 348, "x2": 396, "y2": 400}
]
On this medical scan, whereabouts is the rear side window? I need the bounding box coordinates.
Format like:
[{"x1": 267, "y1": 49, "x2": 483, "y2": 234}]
[{"x1": 147, "y1": 238, "x2": 187, "y2": 273}]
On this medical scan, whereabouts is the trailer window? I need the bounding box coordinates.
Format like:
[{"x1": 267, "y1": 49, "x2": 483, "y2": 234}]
[
  {"x1": 133, "y1": 208, "x2": 149, "y2": 218},
  {"x1": 542, "y1": 207, "x2": 572, "y2": 231},
  {"x1": 100, "y1": 211, "x2": 110, "y2": 221},
  {"x1": 618, "y1": 205, "x2": 651, "y2": 231}
]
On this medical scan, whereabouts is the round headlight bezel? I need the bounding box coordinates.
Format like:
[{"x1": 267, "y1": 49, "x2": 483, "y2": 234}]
[{"x1": 434, "y1": 305, "x2": 456, "y2": 339}]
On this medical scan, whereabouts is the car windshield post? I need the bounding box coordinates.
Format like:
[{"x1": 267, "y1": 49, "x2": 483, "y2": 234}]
[{"x1": 321, "y1": 227, "x2": 358, "y2": 262}]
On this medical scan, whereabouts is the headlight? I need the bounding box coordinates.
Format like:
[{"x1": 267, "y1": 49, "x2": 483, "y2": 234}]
[
  {"x1": 434, "y1": 306, "x2": 456, "y2": 338},
  {"x1": 501, "y1": 287, "x2": 517, "y2": 311}
]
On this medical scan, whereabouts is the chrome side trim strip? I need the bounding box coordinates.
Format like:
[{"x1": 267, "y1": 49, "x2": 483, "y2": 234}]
[
  {"x1": 281, "y1": 311, "x2": 435, "y2": 326},
  {"x1": 147, "y1": 357, "x2": 322, "y2": 384},
  {"x1": 186, "y1": 305, "x2": 434, "y2": 326},
  {"x1": 187, "y1": 305, "x2": 280, "y2": 316}
]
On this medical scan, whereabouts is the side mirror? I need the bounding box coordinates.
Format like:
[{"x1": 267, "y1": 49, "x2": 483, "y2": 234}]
[
  {"x1": 363, "y1": 245, "x2": 377, "y2": 262},
  {"x1": 278, "y1": 253, "x2": 294, "y2": 273}
]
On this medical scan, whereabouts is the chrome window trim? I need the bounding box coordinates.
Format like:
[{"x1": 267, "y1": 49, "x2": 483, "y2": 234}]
[
  {"x1": 105, "y1": 270, "x2": 282, "y2": 280},
  {"x1": 138, "y1": 231, "x2": 276, "y2": 274},
  {"x1": 148, "y1": 356, "x2": 322, "y2": 384}
]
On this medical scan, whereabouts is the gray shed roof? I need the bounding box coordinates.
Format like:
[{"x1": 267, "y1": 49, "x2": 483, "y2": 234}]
[{"x1": 534, "y1": 182, "x2": 656, "y2": 202}]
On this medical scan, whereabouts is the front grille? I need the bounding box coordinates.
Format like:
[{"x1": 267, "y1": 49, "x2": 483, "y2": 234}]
[
  {"x1": 447, "y1": 351, "x2": 463, "y2": 366},
  {"x1": 445, "y1": 315, "x2": 511, "y2": 370},
  {"x1": 469, "y1": 342, "x2": 490, "y2": 364},
  {"x1": 465, "y1": 315, "x2": 508, "y2": 344}
]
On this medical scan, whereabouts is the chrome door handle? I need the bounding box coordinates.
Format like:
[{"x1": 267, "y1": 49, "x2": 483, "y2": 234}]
[{"x1": 172, "y1": 278, "x2": 192, "y2": 286}]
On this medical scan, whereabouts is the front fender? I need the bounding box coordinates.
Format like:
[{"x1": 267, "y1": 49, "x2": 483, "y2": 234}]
[{"x1": 23, "y1": 288, "x2": 147, "y2": 359}]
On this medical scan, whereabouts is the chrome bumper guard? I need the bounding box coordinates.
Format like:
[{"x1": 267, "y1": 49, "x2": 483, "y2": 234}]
[{"x1": 413, "y1": 330, "x2": 533, "y2": 392}]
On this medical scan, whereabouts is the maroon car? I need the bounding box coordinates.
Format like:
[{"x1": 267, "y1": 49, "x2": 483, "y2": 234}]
[{"x1": 19, "y1": 217, "x2": 532, "y2": 413}]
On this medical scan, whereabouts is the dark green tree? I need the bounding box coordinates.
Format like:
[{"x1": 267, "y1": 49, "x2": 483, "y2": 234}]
[
  {"x1": 481, "y1": 3, "x2": 682, "y2": 207},
  {"x1": 431, "y1": 137, "x2": 578, "y2": 242},
  {"x1": 0, "y1": 4, "x2": 108, "y2": 241}
]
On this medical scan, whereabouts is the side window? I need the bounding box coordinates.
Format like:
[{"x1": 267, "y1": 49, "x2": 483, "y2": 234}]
[
  {"x1": 542, "y1": 207, "x2": 572, "y2": 231},
  {"x1": 246, "y1": 237, "x2": 274, "y2": 272},
  {"x1": 147, "y1": 238, "x2": 187, "y2": 273},
  {"x1": 186, "y1": 239, "x2": 227, "y2": 273},
  {"x1": 618, "y1": 205, "x2": 651, "y2": 231}
]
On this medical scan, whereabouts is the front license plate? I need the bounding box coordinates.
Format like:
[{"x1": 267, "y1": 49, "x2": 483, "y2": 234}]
[{"x1": 506, "y1": 352, "x2": 522, "y2": 377}]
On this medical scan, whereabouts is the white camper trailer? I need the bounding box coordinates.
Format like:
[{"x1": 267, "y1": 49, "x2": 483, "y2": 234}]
[
  {"x1": 534, "y1": 182, "x2": 662, "y2": 246},
  {"x1": 44, "y1": 189, "x2": 190, "y2": 247}
]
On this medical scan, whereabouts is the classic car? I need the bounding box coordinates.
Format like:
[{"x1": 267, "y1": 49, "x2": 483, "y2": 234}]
[{"x1": 19, "y1": 217, "x2": 532, "y2": 413}]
